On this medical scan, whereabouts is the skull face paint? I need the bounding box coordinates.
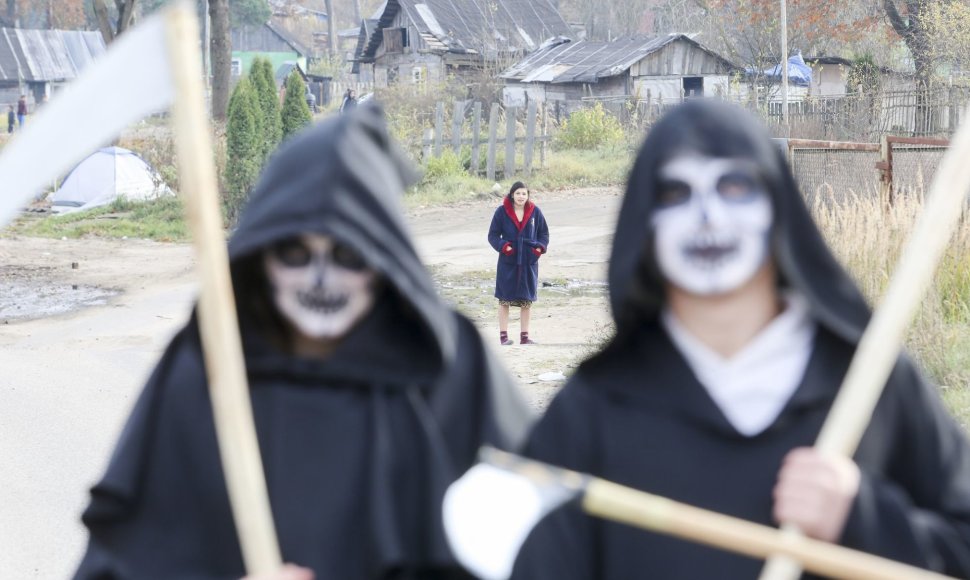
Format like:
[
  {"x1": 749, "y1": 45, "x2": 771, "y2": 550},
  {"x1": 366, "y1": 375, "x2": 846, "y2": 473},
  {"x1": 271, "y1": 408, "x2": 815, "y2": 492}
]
[
  {"x1": 651, "y1": 156, "x2": 772, "y2": 295},
  {"x1": 263, "y1": 234, "x2": 377, "y2": 340}
]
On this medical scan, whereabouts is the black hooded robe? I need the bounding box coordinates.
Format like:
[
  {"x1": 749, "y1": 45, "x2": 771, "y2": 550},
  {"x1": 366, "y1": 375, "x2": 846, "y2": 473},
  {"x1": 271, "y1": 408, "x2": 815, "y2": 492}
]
[
  {"x1": 74, "y1": 104, "x2": 533, "y2": 580},
  {"x1": 510, "y1": 100, "x2": 970, "y2": 579}
]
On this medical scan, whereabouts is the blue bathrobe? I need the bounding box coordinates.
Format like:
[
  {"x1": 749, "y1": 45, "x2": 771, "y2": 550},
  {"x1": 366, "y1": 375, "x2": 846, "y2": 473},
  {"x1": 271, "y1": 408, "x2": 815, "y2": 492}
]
[{"x1": 488, "y1": 197, "x2": 549, "y2": 302}]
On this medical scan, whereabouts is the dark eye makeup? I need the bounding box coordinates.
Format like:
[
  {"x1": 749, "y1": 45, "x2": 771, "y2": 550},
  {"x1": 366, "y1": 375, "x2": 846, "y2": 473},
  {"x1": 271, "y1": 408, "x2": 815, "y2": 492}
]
[
  {"x1": 716, "y1": 171, "x2": 760, "y2": 200},
  {"x1": 331, "y1": 243, "x2": 367, "y2": 271},
  {"x1": 657, "y1": 168, "x2": 763, "y2": 207},
  {"x1": 270, "y1": 239, "x2": 368, "y2": 271},
  {"x1": 657, "y1": 179, "x2": 692, "y2": 207},
  {"x1": 271, "y1": 239, "x2": 312, "y2": 267}
]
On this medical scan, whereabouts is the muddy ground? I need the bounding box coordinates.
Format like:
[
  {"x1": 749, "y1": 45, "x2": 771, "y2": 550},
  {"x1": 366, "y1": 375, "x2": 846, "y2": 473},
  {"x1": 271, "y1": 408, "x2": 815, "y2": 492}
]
[{"x1": 0, "y1": 186, "x2": 621, "y2": 578}]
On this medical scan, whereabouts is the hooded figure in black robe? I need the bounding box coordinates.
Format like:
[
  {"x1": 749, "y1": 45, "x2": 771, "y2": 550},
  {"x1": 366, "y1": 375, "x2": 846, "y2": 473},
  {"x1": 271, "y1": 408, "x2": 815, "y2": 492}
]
[
  {"x1": 74, "y1": 103, "x2": 532, "y2": 580},
  {"x1": 509, "y1": 100, "x2": 970, "y2": 579}
]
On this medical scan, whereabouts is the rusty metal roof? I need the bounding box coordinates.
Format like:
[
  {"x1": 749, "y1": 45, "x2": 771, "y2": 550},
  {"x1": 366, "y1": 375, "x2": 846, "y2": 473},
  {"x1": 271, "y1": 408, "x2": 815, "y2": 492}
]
[
  {"x1": 501, "y1": 34, "x2": 737, "y2": 84},
  {"x1": 0, "y1": 28, "x2": 105, "y2": 83},
  {"x1": 360, "y1": 0, "x2": 572, "y2": 61}
]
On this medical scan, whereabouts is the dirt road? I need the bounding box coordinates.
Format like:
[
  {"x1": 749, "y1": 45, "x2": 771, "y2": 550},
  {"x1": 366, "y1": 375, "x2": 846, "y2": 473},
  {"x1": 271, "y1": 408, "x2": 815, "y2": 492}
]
[{"x1": 0, "y1": 187, "x2": 620, "y2": 578}]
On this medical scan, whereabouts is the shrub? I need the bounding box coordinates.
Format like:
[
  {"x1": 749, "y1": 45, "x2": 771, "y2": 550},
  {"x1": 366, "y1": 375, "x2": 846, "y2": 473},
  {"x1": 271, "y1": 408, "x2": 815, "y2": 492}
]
[
  {"x1": 554, "y1": 103, "x2": 625, "y2": 150},
  {"x1": 423, "y1": 149, "x2": 466, "y2": 181},
  {"x1": 281, "y1": 72, "x2": 312, "y2": 139},
  {"x1": 375, "y1": 80, "x2": 468, "y2": 158},
  {"x1": 225, "y1": 78, "x2": 261, "y2": 224},
  {"x1": 250, "y1": 57, "x2": 282, "y2": 163}
]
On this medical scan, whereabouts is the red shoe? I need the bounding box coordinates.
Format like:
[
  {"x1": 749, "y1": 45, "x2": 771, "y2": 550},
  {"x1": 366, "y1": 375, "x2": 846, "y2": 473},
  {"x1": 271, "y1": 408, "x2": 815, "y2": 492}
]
[
  {"x1": 501, "y1": 339, "x2": 514, "y2": 346},
  {"x1": 520, "y1": 338, "x2": 537, "y2": 345}
]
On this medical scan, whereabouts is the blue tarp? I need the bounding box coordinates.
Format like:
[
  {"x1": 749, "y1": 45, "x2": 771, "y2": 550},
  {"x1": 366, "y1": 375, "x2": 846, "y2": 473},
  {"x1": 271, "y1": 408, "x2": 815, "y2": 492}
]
[{"x1": 747, "y1": 53, "x2": 812, "y2": 86}]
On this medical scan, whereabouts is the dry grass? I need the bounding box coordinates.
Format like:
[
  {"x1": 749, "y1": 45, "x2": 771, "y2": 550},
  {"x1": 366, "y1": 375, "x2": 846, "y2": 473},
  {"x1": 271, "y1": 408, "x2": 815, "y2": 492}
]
[{"x1": 811, "y1": 189, "x2": 970, "y2": 426}]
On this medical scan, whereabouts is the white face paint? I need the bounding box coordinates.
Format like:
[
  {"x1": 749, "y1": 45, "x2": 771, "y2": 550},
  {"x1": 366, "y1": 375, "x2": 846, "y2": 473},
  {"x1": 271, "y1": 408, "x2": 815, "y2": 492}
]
[
  {"x1": 263, "y1": 234, "x2": 377, "y2": 340},
  {"x1": 651, "y1": 156, "x2": 772, "y2": 296}
]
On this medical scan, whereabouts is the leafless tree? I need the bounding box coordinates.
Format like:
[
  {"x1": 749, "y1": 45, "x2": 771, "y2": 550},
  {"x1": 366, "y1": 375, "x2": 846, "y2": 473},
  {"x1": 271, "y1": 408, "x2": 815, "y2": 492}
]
[
  {"x1": 210, "y1": 0, "x2": 230, "y2": 120},
  {"x1": 92, "y1": 0, "x2": 137, "y2": 43}
]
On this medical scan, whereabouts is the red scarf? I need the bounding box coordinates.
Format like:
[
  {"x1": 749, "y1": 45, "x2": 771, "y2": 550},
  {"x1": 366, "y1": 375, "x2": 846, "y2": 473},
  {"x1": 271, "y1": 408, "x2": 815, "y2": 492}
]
[{"x1": 503, "y1": 197, "x2": 535, "y2": 232}]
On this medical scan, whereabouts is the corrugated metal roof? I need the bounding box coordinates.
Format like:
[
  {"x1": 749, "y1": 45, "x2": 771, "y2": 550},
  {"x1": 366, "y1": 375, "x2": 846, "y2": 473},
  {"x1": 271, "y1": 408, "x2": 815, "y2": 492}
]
[
  {"x1": 501, "y1": 34, "x2": 738, "y2": 84},
  {"x1": 0, "y1": 28, "x2": 105, "y2": 83},
  {"x1": 360, "y1": 0, "x2": 571, "y2": 60}
]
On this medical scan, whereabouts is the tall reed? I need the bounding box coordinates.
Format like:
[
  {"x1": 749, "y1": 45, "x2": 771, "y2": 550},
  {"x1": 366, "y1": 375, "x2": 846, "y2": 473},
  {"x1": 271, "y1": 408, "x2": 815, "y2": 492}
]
[{"x1": 811, "y1": 186, "x2": 970, "y2": 400}]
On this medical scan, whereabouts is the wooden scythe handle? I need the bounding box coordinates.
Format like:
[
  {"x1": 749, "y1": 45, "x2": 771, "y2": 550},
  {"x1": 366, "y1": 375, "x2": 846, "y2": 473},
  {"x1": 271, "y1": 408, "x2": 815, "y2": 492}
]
[
  {"x1": 583, "y1": 478, "x2": 955, "y2": 580},
  {"x1": 163, "y1": 2, "x2": 282, "y2": 574}
]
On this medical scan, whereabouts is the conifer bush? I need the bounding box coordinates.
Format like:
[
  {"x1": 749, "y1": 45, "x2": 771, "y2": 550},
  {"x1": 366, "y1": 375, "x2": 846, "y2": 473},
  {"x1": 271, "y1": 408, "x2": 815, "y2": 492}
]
[
  {"x1": 225, "y1": 77, "x2": 261, "y2": 224},
  {"x1": 250, "y1": 57, "x2": 282, "y2": 162},
  {"x1": 281, "y1": 72, "x2": 312, "y2": 139}
]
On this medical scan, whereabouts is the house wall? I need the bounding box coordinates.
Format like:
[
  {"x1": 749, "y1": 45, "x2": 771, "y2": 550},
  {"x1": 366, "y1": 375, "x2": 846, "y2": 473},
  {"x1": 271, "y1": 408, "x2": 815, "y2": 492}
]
[
  {"x1": 373, "y1": 52, "x2": 444, "y2": 88},
  {"x1": 504, "y1": 76, "x2": 628, "y2": 107},
  {"x1": 372, "y1": 9, "x2": 446, "y2": 88},
  {"x1": 809, "y1": 63, "x2": 848, "y2": 97},
  {"x1": 635, "y1": 75, "x2": 734, "y2": 101},
  {"x1": 232, "y1": 25, "x2": 295, "y2": 53},
  {"x1": 630, "y1": 38, "x2": 735, "y2": 77},
  {"x1": 0, "y1": 82, "x2": 48, "y2": 111},
  {"x1": 231, "y1": 51, "x2": 304, "y2": 77},
  {"x1": 503, "y1": 83, "x2": 546, "y2": 107}
]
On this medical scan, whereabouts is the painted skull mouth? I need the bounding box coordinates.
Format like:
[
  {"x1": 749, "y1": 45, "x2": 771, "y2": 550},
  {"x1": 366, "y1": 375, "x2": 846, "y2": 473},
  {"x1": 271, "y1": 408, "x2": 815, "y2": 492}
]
[
  {"x1": 683, "y1": 234, "x2": 739, "y2": 269},
  {"x1": 297, "y1": 291, "x2": 349, "y2": 313}
]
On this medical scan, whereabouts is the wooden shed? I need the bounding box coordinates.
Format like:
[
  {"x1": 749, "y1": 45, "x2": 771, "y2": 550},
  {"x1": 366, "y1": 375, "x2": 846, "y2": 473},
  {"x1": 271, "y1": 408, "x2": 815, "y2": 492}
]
[
  {"x1": 500, "y1": 34, "x2": 739, "y2": 110},
  {"x1": 0, "y1": 27, "x2": 105, "y2": 108}
]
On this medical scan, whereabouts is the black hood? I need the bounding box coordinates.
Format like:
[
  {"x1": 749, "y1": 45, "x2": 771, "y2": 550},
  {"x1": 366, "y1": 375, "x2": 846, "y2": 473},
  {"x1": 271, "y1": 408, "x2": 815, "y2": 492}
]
[
  {"x1": 227, "y1": 103, "x2": 456, "y2": 371},
  {"x1": 608, "y1": 99, "x2": 870, "y2": 344}
]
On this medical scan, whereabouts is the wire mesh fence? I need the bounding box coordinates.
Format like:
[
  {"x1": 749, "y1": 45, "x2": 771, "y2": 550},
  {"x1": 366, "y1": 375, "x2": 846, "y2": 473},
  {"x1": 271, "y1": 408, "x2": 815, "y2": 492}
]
[
  {"x1": 777, "y1": 137, "x2": 951, "y2": 208},
  {"x1": 788, "y1": 145, "x2": 882, "y2": 207},
  {"x1": 578, "y1": 87, "x2": 969, "y2": 141},
  {"x1": 888, "y1": 140, "x2": 949, "y2": 200}
]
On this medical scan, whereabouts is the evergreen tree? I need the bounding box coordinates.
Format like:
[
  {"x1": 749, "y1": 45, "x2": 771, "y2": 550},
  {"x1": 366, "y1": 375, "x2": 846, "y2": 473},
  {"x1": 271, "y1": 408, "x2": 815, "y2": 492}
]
[
  {"x1": 224, "y1": 78, "x2": 261, "y2": 224},
  {"x1": 250, "y1": 57, "x2": 283, "y2": 163},
  {"x1": 281, "y1": 72, "x2": 313, "y2": 139}
]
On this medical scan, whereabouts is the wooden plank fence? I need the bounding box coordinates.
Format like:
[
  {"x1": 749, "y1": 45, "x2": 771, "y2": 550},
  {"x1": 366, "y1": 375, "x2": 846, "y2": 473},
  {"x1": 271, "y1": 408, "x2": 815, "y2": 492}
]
[{"x1": 423, "y1": 100, "x2": 552, "y2": 180}]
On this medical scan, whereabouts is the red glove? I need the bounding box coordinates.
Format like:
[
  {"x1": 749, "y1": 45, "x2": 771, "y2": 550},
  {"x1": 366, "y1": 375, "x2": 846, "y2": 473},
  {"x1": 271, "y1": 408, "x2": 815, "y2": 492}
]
[
  {"x1": 532, "y1": 246, "x2": 544, "y2": 257},
  {"x1": 501, "y1": 242, "x2": 514, "y2": 255}
]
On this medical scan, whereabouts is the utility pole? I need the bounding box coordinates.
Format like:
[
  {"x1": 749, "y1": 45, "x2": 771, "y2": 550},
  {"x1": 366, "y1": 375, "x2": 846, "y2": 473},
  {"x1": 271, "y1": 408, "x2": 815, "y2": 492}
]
[
  {"x1": 325, "y1": 0, "x2": 336, "y2": 59},
  {"x1": 200, "y1": 0, "x2": 211, "y2": 81},
  {"x1": 780, "y1": 0, "x2": 789, "y2": 131}
]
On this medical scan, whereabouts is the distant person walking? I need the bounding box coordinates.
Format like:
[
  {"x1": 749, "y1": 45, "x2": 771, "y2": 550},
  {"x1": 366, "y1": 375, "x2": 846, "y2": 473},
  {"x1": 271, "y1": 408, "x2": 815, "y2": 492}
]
[
  {"x1": 16, "y1": 95, "x2": 27, "y2": 128},
  {"x1": 339, "y1": 89, "x2": 357, "y2": 114},
  {"x1": 488, "y1": 181, "x2": 550, "y2": 345},
  {"x1": 7, "y1": 104, "x2": 14, "y2": 133}
]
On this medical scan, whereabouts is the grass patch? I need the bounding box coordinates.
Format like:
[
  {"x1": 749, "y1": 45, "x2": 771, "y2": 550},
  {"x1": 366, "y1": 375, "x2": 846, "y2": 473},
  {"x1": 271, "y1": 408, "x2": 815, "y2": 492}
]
[
  {"x1": 942, "y1": 386, "x2": 970, "y2": 432},
  {"x1": 580, "y1": 320, "x2": 616, "y2": 360},
  {"x1": 12, "y1": 196, "x2": 189, "y2": 242},
  {"x1": 813, "y1": 193, "x2": 970, "y2": 428},
  {"x1": 406, "y1": 174, "x2": 495, "y2": 206},
  {"x1": 405, "y1": 147, "x2": 632, "y2": 206},
  {"x1": 528, "y1": 148, "x2": 632, "y2": 190}
]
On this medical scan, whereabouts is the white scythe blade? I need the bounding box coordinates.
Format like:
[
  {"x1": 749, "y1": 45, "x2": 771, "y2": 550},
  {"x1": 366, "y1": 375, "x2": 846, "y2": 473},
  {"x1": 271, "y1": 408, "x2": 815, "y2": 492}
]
[
  {"x1": 443, "y1": 447, "x2": 586, "y2": 580},
  {"x1": 0, "y1": 12, "x2": 175, "y2": 229}
]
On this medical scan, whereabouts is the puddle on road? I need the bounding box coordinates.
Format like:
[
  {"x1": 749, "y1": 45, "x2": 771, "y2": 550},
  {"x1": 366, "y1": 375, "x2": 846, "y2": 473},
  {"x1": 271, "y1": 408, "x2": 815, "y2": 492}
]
[
  {"x1": 0, "y1": 265, "x2": 119, "y2": 322},
  {"x1": 542, "y1": 279, "x2": 608, "y2": 296}
]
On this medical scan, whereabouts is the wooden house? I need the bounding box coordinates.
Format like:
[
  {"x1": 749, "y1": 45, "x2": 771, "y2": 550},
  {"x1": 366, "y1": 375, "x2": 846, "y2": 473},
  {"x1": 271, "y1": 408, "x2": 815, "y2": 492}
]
[
  {"x1": 231, "y1": 21, "x2": 310, "y2": 78},
  {"x1": 0, "y1": 27, "x2": 105, "y2": 108},
  {"x1": 354, "y1": 0, "x2": 572, "y2": 89},
  {"x1": 500, "y1": 34, "x2": 739, "y2": 111}
]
